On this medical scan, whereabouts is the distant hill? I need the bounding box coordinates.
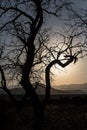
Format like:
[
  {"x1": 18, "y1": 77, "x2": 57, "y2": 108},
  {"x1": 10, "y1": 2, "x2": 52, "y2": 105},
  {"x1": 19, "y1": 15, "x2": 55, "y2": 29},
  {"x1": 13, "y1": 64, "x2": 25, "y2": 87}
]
[
  {"x1": 35, "y1": 84, "x2": 86, "y2": 95},
  {"x1": 0, "y1": 83, "x2": 87, "y2": 95},
  {"x1": 57, "y1": 83, "x2": 87, "y2": 92}
]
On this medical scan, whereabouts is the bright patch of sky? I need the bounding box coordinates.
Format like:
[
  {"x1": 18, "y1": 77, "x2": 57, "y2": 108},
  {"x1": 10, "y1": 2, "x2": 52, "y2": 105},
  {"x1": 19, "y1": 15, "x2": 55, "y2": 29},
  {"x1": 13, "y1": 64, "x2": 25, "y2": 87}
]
[{"x1": 45, "y1": 0, "x2": 87, "y2": 86}]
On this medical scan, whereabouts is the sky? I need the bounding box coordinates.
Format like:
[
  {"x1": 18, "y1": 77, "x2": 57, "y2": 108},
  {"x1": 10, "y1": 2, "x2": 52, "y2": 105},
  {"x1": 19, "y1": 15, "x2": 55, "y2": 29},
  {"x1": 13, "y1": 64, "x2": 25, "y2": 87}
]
[
  {"x1": 48, "y1": 0, "x2": 87, "y2": 87},
  {"x1": 0, "y1": 0, "x2": 87, "y2": 89},
  {"x1": 51, "y1": 57, "x2": 87, "y2": 86}
]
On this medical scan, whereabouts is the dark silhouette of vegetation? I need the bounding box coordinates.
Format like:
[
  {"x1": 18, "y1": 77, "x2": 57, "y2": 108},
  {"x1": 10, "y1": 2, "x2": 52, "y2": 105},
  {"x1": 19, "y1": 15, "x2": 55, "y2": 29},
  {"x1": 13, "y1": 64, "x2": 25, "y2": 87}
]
[
  {"x1": 0, "y1": 0, "x2": 71, "y2": 110},
  {"x1": 0, "y1": 0, "x2": 87, "y2": 129},
  {"x1": 0, "y1": 1, "x2": 73, "y2": 129},
  {"x1": 45, "y1": 31, "x2": 83, "y2": 101},
  {"x1": 46, "y1": 57, "x2": 75, "y2": 101},
  {"x1": 0, "y1": 47, "x2": 19, "y2": 108}
]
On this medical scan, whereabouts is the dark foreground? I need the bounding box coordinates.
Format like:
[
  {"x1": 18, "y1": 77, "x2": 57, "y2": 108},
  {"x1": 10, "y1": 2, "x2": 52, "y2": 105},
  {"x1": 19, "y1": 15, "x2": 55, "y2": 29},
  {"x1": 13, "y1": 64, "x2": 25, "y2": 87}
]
[{"x1": 1, "y1": 95, "x2": 87, "y2": 130}]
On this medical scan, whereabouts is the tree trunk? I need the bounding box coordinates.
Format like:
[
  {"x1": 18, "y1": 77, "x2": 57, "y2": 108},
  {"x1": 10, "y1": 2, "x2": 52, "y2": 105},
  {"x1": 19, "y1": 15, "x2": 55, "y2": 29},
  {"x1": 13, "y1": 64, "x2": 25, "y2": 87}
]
[
  {"x1": 0, "y1": 65, "x2": 19, "y2": 108},
  {"x1": 45, "y1": 59, "x2": 74, "y2": 102},
  {"x1": 45, "y1": 61, "x2": 54, "y2": 102},
  {"x1": 20, "y1": 0, "x2": 44, "y2": 126},
  {"x1": 20, "y1": 43, "x2": 45, "y2": 129},
  {"x1": 45, "y1": 66, "x2": 51, "y2": 102},
  {"x1": 21, "y1": 74, "x2": 45, "y2": 130}
]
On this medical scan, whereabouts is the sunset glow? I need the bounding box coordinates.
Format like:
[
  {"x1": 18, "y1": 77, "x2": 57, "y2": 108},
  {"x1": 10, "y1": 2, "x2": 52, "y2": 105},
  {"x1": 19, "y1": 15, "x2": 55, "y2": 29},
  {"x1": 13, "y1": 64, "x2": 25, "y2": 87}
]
[{"x1": 51, "y1": 57, "x2": 87, "y2": 87}]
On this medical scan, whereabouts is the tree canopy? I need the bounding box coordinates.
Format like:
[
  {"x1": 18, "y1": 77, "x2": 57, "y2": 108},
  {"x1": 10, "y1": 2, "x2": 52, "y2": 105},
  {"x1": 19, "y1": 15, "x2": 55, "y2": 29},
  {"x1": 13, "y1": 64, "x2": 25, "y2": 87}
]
[{"x1": 0, "y1": 0, "x2": 87, "y2": 121}]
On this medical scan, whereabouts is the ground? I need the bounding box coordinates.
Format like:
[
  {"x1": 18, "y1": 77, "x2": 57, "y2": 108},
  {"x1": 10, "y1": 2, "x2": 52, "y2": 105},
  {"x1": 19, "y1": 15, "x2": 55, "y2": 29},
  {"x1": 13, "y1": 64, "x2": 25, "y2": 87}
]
[{"x1": 0, "y1": 95, "x2": 87, "y2": 130}]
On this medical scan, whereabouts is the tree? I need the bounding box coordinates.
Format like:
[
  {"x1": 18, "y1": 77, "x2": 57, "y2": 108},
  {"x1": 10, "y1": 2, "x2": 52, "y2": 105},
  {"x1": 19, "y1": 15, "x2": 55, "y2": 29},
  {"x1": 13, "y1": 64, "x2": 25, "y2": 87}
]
[
  {"x1": 0, "y1": 0, "x2": 73, "y2": 127},
  {"x1": 0, "y1": 46, "x2": 19, "y2": 107},
  {"x1": 64, "y1": 1, "x2": 87, "y2": 58},
  {"x1": 45, "y1": 31, "x2": 83, "y2": 101},
  {"x1": 0, "y1": 0, "x2": 86, "y2": 129}
]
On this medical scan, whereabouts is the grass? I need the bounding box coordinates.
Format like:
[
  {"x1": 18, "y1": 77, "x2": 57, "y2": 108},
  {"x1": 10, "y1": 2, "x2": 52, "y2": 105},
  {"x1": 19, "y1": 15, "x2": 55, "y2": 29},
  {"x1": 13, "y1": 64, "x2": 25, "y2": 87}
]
[{"x1": 0, "y1": 95, "x2": 87, "y2": 130}]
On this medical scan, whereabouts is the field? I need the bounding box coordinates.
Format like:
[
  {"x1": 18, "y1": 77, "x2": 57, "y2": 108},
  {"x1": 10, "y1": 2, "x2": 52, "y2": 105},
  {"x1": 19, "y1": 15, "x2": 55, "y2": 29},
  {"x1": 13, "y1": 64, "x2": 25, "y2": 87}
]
[{"x1": 0, "y1": 95, "x2": 87, "y2": 130}]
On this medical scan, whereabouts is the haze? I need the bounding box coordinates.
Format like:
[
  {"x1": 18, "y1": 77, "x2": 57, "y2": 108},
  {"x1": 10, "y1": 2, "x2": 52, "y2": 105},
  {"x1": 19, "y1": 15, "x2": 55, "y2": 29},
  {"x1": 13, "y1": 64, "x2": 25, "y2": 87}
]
[{"x1": 52, "y1": 57, "x2": 87, "y2": 87}]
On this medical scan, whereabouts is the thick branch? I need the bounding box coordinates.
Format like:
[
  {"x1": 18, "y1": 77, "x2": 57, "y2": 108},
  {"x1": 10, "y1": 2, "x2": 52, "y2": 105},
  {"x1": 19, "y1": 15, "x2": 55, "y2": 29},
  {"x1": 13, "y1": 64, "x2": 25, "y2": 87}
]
[
  {"x1": 0, "y1": 6, "x2": 34, "y2": 22},
  {"x1": 45, "y1": 57, "x2": 74, "y2": 101},
  {"x1": 0, "y1": 13, "x2": 21, "y2": 31}
]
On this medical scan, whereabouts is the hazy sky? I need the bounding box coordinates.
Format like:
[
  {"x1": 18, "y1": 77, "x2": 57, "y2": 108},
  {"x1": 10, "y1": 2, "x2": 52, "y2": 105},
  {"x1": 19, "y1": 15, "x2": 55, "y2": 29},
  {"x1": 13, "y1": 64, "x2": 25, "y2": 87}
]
[
  {"x1": 51, "y1": 57, "x2": 87, "y2": 86},
  {"x1": 0, "y1": 0, "x2": 87, "y2": 88},
  {"x1": 48, "y1": 0, "x2": 87, "y2": 87}
]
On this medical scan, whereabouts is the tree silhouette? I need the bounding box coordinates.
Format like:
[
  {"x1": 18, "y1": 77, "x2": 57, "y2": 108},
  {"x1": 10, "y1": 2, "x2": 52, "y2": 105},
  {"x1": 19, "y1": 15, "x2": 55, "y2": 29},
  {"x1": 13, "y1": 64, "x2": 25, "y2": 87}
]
[
  {"x1": 0, "y1": 46, "x2": 19, "y2": 107},
  {"x1": 45, "y1": 32, "x2": 83, "y2": 101},
  {"x1": 0, "y1": 0, "x2": 73, "y2": 128},
  {"x1": 0, "y1": 0, "x2": 87, "y2": 129}
]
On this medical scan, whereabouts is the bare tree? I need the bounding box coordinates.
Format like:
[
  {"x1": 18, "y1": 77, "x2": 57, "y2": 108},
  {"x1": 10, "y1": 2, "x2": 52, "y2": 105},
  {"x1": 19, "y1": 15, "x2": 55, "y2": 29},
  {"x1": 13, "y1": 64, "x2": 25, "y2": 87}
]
[
  {"x1": 0, "y1": 45, "x2": 20, "y2": 108},
  {"x1": 0, "y1": 1, "x2": 73, "y2": 128},
  {"x1": 1, "y1": 0, "x2": 87, "y2": 129},
  {"x1": 64, "y1": 1, "x2": 87, "y2": 58},
  {"x1": 43, "y1": 30, "x2": 83, "y2": 101}
]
